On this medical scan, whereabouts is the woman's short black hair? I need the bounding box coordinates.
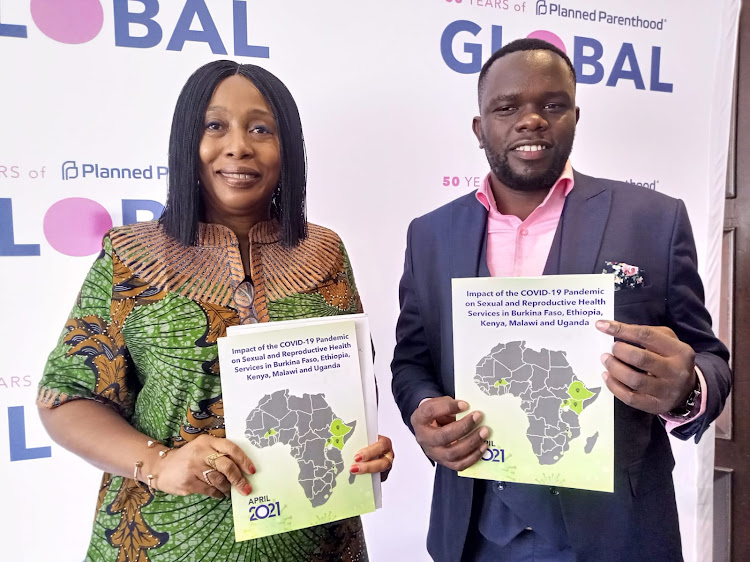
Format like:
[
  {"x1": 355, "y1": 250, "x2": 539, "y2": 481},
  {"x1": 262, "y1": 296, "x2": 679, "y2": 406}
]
[{"x1": 160, "y1": 60, "x2": 307, "y2": 247}]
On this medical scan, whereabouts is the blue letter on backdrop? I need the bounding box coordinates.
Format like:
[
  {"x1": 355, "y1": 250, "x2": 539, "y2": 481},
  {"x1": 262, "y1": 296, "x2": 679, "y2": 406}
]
[
  {"x1": 122, "y1": 199, "x2": 165, "y2": 225},
  {"x1": 607, "y1": 43, "x2": 645, "y2": 90},
  {"x1": 0, "y1": 199, "x2": 40, "y2": 257},
  {"x1": 0, "y1": 12, "x2": 27, "y2": 38},
  {"x1": 233, "y1": 1, "x2": 269, "y2": 58},
  {"x1": 573, "y1": 36, "x2": 604, "y2": 84},
  {"x1": 114, "y1": 0, "x2": 163, "y2": 49},
  {"x1": 8, "y1": 406, "x2": 51, "y2": 462},
  {"x1": 573, "y1": 36, "x2": 605, "y2": 85},
  {"x1": 441, "y1": 20, "x2": 483, "y2": 74},
  {"x1": 167, "y1": 0, "x2": 227, "y2": 54},
  {"x1": 650, "y1": 47, "x2": 674, "y2": 93}
]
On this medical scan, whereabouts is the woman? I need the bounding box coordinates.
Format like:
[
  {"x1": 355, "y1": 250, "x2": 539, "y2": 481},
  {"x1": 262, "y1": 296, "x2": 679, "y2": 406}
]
[{"x1": 37, "y1": 61, "x2": 393, "y2": 561}]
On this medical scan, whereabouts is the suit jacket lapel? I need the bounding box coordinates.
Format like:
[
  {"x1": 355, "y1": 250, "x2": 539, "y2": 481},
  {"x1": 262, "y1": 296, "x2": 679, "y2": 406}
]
[
  {"x1": 450, "y1": 195, "x2": 489, "y2": 279},
  {"x1": 544, "y1": 171, "x2": 612, "y2": 275}
]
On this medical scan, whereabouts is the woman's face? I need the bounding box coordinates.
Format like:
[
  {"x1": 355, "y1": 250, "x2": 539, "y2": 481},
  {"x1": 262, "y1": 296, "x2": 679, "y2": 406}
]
[{"x1": 198, "y1": 75, "x2": 281, "y2": 225}]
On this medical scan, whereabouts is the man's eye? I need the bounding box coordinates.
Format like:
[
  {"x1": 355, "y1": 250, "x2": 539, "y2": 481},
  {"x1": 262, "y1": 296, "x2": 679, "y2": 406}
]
[
  {"x1": 496, "y1": 106, "x2": 515, "y2": 113},
  {"x1": 545, "y1": 103, "x2": 563, "y2": 110}
]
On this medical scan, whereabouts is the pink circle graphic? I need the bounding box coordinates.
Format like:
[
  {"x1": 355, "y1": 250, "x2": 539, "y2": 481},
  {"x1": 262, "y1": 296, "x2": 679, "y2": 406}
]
[
  {"x1": 43, "y1": 198, "x2": 113, "y2": 257},
  {"x1": 30, "y1": 0, "x2": 104, "y2": 45},
  {"x1": 526, "y1": 30, "x2": 567, "y2": 54}
]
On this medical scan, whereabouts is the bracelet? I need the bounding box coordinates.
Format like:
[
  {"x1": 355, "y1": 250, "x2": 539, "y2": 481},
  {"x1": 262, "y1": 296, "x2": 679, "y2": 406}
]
[
  {"x1": 133, "y1": 439, "x2": 170, "y2": 494},
  {"x1": 147, "y1": 474, "x2": 157, "y2": 495},
  {"x1": 134, "y1": 460, "x2": 144, "y2": 482},
  {"x1": 147, "y1": 439, "x2": 171, "y2": 458}
]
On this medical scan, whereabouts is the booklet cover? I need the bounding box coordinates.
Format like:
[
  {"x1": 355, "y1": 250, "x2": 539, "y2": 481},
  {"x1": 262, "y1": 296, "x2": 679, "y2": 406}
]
[
  {"x1": 452, "y1": 274, "x2": 615, "y2": 492},
  {"x1": 218, "y1": 316, "x2": 377, "y2": 541}
]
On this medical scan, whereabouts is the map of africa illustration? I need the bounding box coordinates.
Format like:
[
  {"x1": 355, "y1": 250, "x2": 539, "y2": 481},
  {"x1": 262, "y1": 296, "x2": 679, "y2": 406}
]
[
  {"x1": 474, "y1": 341, "x2": 600, "y2": 465},
  {"x1": 245, "y1": 389, "x2": 356, "y2": 507}
]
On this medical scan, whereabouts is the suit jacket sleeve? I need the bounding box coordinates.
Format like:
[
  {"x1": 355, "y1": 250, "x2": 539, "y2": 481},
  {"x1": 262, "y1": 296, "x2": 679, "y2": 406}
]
[
  {"x1": 666, "y1": 200, "x2": 731, "y2": 442},
  {"x1": 391, "y1": 221, "x2": 443, "y2": 432}
]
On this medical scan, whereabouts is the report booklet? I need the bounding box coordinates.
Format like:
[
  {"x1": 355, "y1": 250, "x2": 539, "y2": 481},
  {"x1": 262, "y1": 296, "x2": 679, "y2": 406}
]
[
  {"x1": 452, "y1": 275, "x2": 615, "y2": 492},
  {"x1": 218, "y1": 314, "x2": 378, "y2": 541}
]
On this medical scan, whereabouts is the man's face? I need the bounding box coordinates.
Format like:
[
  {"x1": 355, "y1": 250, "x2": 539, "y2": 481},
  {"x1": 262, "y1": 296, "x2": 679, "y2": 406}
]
[{"x1": 473, "y1": 50, "x2": 579, "y2": 192}]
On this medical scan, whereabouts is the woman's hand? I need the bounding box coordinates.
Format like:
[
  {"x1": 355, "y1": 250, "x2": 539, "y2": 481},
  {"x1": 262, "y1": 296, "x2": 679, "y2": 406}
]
[
  {"x1": 155, "y1": 434, "x2": 255, "y2": 499},
  {"x1": 349, "y1": 435, "x2": 394, "y2": 482}
]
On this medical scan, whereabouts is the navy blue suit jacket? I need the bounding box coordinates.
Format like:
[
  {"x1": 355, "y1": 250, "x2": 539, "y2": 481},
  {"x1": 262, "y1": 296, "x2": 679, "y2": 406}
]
[{"x1": 391, "y1": 172, "x2": 731, "y2": 561}]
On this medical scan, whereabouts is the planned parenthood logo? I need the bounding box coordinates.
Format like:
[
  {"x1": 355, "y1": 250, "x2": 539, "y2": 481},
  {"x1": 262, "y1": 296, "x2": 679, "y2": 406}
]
[
  {"x1": 62, "y1": 160, "x2": 168, "y2": 181},
  {"x1": 535, "y1": 0, "x2": 666, "y2": 31}
]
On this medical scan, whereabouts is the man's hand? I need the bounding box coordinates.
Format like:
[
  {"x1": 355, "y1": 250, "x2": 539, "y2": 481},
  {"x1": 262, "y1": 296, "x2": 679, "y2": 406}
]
[
  {"x1": 596, "y1": 320, "x2": 697, "y2": 415},
  {"x1": 410, "y1": 396, "x2": 489, "y2": 471}
]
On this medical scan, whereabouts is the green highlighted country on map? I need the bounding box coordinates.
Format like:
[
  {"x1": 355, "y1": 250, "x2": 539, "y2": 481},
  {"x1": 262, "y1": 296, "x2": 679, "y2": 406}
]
[
  {"x1": 263, "y1": 428, "x2": 277, "y2": 438},
  {"x1": 562, "y1": 382, "x2": 595, "y2": 414},
  {"x1": 326, "y1": 419, "x2": 353, "y2": 450}
]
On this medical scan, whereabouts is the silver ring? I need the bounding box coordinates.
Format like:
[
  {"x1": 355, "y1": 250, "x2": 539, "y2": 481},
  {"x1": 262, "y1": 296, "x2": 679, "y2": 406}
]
[{"x1": 202, "y1": 468, "x2": 217, "y2": 486}]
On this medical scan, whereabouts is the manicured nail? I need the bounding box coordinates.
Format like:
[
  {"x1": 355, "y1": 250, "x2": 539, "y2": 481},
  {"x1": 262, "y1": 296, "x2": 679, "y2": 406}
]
[
  {"x1": 354, "y1": 454, "x2": 363, "y2": 463},
  {"x1": 596, "y1": 320, "x2": 610, "y2": 332},
  {"x1": 250, "y1": 466, "x2": 256, "y2": 475},
  {"x1": 350, "y1": 465, "x2": 360, "y2": 474},
  {"x1": 472, "y1": 411, "x2": 483, "y2": 423},
  {"x1": 457, "y1": 400, "x2": 469, "y2": 411},
  {"x1": 243, "y1": 484, "x2": 252, "y2": 495},
  {"x1": 479, "y1": 427, "x2": 490, "y2": 439}
]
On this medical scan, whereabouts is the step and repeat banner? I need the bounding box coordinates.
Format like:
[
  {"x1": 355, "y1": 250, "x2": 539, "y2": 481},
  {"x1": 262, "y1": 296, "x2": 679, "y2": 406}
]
[{"x1": 0, "y1": 1, "x2": 739, "y2": 560}]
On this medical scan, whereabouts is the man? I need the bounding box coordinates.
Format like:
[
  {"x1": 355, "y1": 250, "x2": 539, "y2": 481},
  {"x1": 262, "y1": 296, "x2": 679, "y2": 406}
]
[{"x1": 391, "y1": 38, "x2": 731, "y2": 561}]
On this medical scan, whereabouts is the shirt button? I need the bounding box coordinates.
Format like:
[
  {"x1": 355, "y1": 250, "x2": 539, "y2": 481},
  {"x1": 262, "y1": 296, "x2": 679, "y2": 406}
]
[
  {"x1": 549, "y1": 487, "x2": 559, "y2": 495},
  {"x1": 520, "y1": 228, "x2": 529, "y2": 236},
  {"x1": 525, "y1": 526, "x2": 533, "y2": 531},
  {"x1": 497, "y1": 482, "x2": 506, "y2": 491}
]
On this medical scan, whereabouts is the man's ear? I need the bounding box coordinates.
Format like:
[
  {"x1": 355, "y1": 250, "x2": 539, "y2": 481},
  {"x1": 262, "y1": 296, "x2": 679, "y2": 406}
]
[{"x1": 472, "y1": 116, "x2": 484, "y2": 148}]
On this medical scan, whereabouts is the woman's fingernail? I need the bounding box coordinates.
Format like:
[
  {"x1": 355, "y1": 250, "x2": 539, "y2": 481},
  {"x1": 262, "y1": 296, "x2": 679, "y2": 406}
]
[
  {"x1": 243, "y1": 484, "x2": 252, "y2": 495},
  {"x1": 350, "y1": 465, "x2": 360, "y2": 474},
  {"x1": 354, "y1": 454, "x2": 363, "y2": 463},
  {"x1": 250, "y1": 466, "x2": 256, "y2": 475}
]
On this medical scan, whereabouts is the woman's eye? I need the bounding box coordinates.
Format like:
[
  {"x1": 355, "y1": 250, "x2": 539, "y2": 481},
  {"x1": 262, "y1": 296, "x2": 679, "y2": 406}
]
[
  {"x1": 250, "y1": 125, "x2": 271, "y2": 134},
  {"x1": 205, "y1": 121, "x2": 222, "y2": 131}
]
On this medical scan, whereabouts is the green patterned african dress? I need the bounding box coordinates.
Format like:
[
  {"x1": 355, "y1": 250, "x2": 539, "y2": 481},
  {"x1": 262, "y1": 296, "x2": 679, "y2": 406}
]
[{"x1": 38, "y1": 220, "x2": 368, "y2": 562}]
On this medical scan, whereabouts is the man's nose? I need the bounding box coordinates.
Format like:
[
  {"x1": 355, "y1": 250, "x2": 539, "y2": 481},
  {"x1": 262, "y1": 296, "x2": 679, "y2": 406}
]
[{"x1": 515, "y1": 111, "x2": 548, "y2": 132}]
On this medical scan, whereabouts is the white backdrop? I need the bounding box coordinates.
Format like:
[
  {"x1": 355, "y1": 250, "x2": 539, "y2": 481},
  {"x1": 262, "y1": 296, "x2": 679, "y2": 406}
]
[{"x1": 0, "y1": 1, "x2": 738, "y2": 560}]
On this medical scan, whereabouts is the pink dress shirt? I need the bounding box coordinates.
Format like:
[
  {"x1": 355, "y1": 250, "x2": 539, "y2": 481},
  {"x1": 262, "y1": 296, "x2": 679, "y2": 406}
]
[{"x1": 475, "y1": 164, "x2": 706, "y2": 430}]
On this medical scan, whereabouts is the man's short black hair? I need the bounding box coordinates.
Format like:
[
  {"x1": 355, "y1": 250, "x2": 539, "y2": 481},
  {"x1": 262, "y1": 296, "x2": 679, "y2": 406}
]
[{"x1": 477, "y1": 38, "x2": 577, "y2": 104}]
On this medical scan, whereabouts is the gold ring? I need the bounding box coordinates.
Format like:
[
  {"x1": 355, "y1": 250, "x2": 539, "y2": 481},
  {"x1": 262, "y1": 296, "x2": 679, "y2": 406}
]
[
  {"x1": 202, "y1": 468, "x2": 217, "y2": 486},
  {"x1": 383, "y1": 452, "x2": 394, "y2": 465},
  {"x1": 205, "y1": 452, "x2": 228, "y2": 470}
]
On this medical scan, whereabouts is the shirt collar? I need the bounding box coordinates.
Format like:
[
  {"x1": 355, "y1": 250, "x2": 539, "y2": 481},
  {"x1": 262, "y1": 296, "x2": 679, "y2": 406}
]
[{"x1": 476, "y1": 160, "x2": 575, "y2": 214}]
